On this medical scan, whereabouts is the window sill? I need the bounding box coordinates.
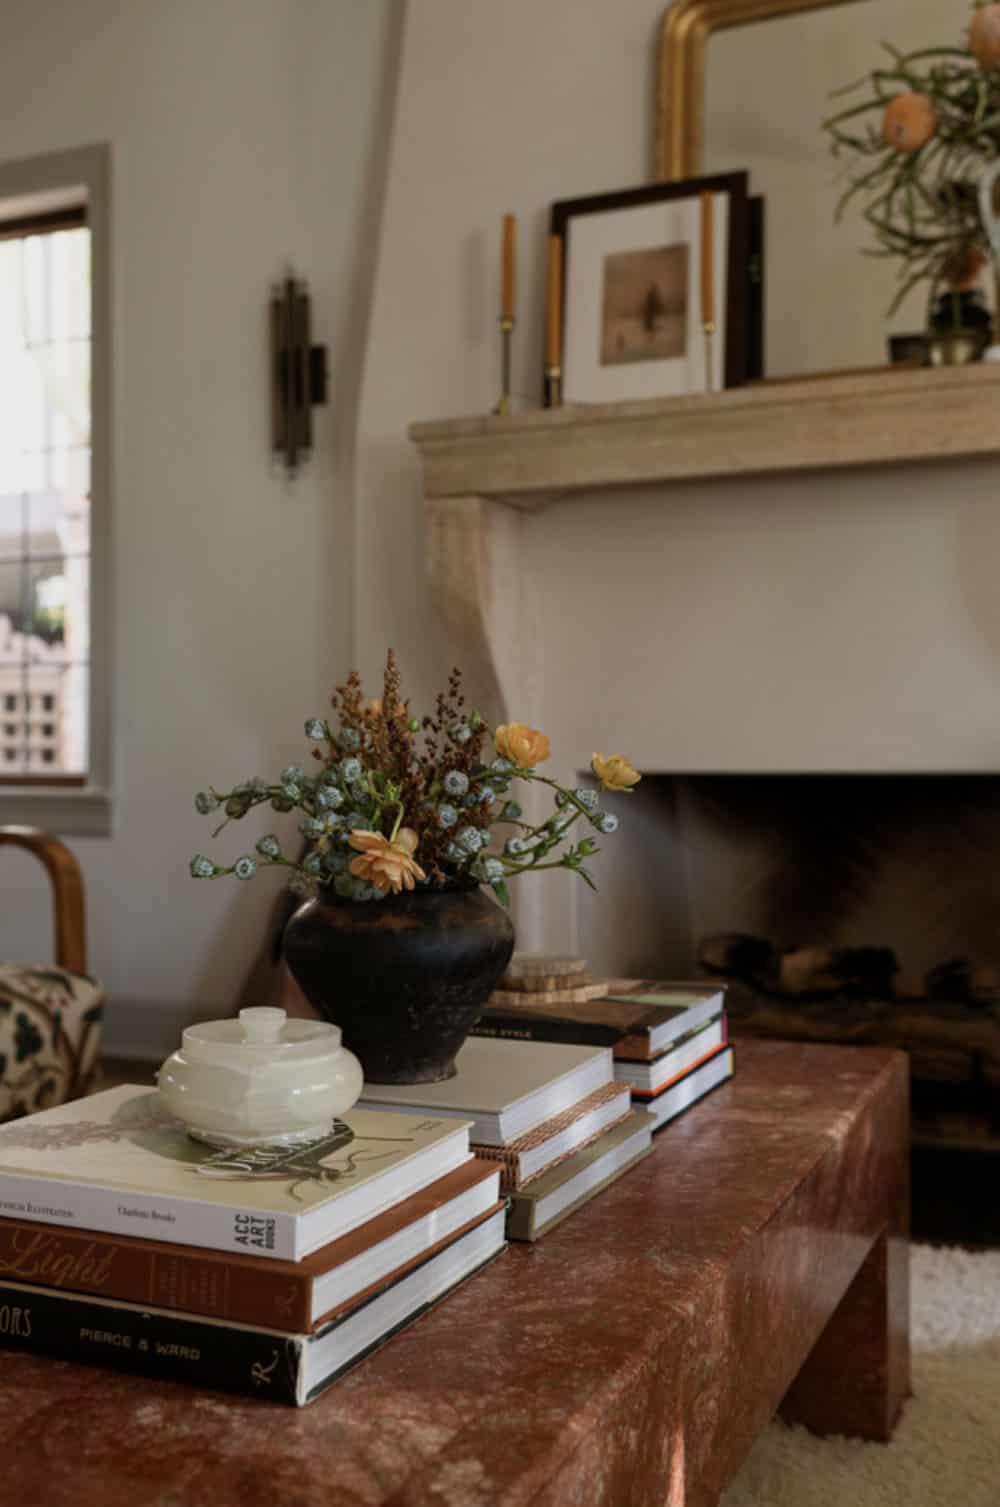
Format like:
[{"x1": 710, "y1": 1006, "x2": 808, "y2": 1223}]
[{"x1": 0, "y1": 786, "x2": 112, "y2": 836}]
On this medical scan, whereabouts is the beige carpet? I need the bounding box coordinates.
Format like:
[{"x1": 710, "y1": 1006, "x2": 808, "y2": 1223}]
[{"x1": 723, "y1": 1244, "x2": 1000, "y2": 1506}]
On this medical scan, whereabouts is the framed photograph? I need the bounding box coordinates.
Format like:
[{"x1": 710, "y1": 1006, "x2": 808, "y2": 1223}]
[{"x1": 549, "y1": 172, "x2": 752, "y2": 404}]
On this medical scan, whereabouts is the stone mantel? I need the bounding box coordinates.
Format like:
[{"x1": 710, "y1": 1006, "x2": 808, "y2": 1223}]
[
  {"x1": 410, "y1": 362, "x2": 1000, "y2": 506},
  {"x1": 412, "y1": 361, "x2": 1000, "y2": 737}
]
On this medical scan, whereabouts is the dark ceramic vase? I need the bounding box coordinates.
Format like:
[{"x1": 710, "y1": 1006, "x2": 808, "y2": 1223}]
[{"x1": 282, "y1": 882, "x2": 515, "y2": 1085}]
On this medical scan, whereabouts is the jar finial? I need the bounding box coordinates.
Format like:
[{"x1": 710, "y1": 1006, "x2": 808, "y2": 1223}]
[{"x1": 238, "y1": 1007, "x2": 286, "y2": 1043}]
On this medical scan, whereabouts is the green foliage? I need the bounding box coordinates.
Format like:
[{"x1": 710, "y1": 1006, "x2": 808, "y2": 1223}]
[
  {"x1": 189, "y1": 651, "x2": 634, "y2": 905},
  {"x1": 823, "y1": 22, "x2": 1000, "y2": 314}
]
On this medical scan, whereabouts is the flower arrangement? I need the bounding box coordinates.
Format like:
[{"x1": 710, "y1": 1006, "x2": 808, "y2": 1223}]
[
  {"x1": 822, "y1": 1, "x2": 1000, "y2": 315},
  {"x1": 189, "y1": 651, "x2": 639, "y2": 906}
]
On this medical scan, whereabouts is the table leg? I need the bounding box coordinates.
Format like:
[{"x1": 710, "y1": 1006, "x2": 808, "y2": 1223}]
[{"x1": 779, "y1": 1227, "x2": 910, "y2": 1442}]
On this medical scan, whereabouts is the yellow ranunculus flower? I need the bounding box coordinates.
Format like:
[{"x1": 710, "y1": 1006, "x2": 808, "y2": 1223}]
[
  {"x1": 495, "y1": 722, "x2": 550, "y2": 767},
  {"x1": 591, "y1": 753, "x2": 641, "y2": 792},
  {"x1": 349, "y1": 828, "x2": 426, "y2": 894}
]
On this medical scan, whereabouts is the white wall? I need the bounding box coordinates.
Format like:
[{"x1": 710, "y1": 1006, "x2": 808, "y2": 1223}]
[
  {"x1": 357, "y1": 0, "x2": 1000, "y2": 962},
  {"x1": 0, "y1": 0, "x2": 400, "y2": 1055}
]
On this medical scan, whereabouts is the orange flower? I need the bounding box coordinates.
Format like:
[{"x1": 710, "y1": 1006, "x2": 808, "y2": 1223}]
[
  {"x1": 971, "y1": 4, "x2": 1000, "y2": 69},
  {"x1": 348, "y1": 828, "x2": 426, "y2": 894},
  {"x1": 495, "y1": 722, "x2": 550, "y2": 767},
  {"x1": 590, "y1": 753, "x2": 641, "y2": 792},
  {"x1": 881, "y1": 93, "x2": 936, "y2": 153}
]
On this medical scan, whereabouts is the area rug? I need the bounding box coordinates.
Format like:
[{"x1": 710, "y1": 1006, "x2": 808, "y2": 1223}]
[{"x1": 723, "y1": 1244, "x2": 1000, "y2": 1506}]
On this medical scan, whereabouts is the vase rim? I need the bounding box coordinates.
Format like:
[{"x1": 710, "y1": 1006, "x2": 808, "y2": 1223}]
[{"x1": 316, "y1": 877, "x2": 481, "y2": 901}]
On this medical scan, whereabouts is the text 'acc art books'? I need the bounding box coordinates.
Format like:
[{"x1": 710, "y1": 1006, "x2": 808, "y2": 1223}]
[{"x1": 0, "y1": 1086, "x2": 472, "y2": 1261}]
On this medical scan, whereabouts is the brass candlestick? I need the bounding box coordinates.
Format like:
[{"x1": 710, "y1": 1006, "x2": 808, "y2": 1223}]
[
  {"x1": 544, "y1": 363, "x2": 562, "y2": 408},
  {"x1": 494, "y1": 316, "x2": 515, "y2": 415}
]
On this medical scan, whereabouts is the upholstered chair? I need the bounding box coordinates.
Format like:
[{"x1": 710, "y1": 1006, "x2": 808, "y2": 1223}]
[{"x1": 0, "y1": 826, "x2": 103, "y2": 1121}]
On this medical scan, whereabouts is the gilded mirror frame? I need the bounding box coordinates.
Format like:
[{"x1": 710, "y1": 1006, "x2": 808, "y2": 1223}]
[{"x1": 656, "y1": 0, "x2": 870, "y2": 181}]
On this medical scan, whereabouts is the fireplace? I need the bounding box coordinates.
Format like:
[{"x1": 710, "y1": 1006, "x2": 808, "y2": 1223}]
[
  {"x1": 577, "y1": 773, "x2": 1000, "y2": 1135},
  {"x1": 412, "y1": 393, "x2": 1000, "y2": 1239}
]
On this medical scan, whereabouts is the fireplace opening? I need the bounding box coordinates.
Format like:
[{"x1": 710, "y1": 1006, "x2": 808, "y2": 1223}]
[{"x1": 577, "y1": 773, "x2": 1000, "y2": 1161}]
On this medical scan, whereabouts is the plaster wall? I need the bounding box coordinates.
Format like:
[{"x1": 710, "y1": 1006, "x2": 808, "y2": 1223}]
[
  {"x1": 0, "y1": 0, "x2": 400, "y2": 1055},
  {"x1": 358, "y1": 0, "x2": 1000, "y2": 964}
]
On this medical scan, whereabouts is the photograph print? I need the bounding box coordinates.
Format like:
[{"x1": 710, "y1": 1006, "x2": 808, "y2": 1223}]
[
  {"x1": 600, "y1": 242, "x2": 690, "y2": 366},
  {"x1": 550, "y1": 172, "x2": 751, "y2": 404}
]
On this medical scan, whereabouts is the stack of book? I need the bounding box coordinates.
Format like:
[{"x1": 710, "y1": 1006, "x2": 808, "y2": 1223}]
[
  {"x1": 472, "y1": 960, "x2": 734, "y2": 1132},
  {"x1": 359, "y1": 1036, "x2": 653, "y2": 1242},
  {"x1": 0, "y1": 1084, "x2": 506, "y2": 1405}
]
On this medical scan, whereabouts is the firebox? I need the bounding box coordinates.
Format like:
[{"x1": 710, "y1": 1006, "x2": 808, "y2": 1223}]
[{"x1": 577, "y1": 772, "x2": 1000, "y2": 1156}]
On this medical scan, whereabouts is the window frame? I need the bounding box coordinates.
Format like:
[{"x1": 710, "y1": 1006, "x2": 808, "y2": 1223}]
[{"x1": 0, "y1": 144, "x2": 112, "y2": 835}]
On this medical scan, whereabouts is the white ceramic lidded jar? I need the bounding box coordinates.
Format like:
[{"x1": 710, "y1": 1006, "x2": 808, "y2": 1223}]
[{"x1": 158, "y1": 1006, "x2": 363, "y2": 1148}]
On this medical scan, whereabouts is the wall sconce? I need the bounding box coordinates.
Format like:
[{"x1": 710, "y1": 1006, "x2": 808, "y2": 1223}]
[{"x1": 270, "y1": 272, "x2": 328, "y2": 474}]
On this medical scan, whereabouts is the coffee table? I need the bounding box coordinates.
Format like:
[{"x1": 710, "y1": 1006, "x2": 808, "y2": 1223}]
[{"x1": 0, "y1": 1041, "x2": 909, "y2": 1507}]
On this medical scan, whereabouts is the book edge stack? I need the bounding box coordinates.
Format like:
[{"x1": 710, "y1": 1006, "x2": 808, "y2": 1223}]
[
  {"x1": 359, "y1": 1028, "x2": 656, "y2": 1244},
  {"x1": 0, "y1": 1089, "x2": 508, "y2": 1405},
  {"x1": 471, "y1": 960, "x2": 736, "y2": 1137}
]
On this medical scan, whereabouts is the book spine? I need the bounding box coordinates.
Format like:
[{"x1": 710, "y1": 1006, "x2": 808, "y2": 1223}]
[
  {"x1": 470, "y1": 1015, "x2": 622, "y2": 1048},
  {"x1": 0, "y1": 1280, "x2": 304, "y2": 1404},
  {"x1": 0, "y1": 1220, "x2": 313, "y2": 1330},
  {"x1": 0, "y1": 1174, "x2": 299, "y2": 1260}
]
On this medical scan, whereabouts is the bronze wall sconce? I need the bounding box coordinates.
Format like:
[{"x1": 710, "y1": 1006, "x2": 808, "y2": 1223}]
[{"x1": 270, "y1": 273, "x2": 328, "y2": 474}]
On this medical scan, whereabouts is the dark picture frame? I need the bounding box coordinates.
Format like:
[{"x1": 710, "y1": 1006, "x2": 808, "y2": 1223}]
[{"x1": 549, "y1": 172, "x2": 754, "y2": 403}]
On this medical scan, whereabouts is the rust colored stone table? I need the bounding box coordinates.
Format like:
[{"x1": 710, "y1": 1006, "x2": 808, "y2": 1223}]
[{"x1": 0, "y1": 1041, "x2": 909, "y2": 1507}]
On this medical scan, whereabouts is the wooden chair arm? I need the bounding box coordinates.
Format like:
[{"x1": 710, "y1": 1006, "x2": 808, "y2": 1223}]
[{"x1": 0, "y1": 826, "x2": 88, "y2": 976}]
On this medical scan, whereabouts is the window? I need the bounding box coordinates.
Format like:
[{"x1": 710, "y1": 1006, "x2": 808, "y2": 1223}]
[
  {"x1": 0, "y1": 204, "x2": 89, "y2": 781},
  {"x1": 0, "y1": 147, "x2": 110, "y2": 833}
]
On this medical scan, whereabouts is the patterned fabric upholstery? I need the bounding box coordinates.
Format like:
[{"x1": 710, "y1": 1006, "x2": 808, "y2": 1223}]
[{"x1": 0, "y1": 964, "x2": 103, "y2": 1123}]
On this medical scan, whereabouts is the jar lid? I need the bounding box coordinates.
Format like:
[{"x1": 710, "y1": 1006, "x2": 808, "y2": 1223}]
[{"x1": 179, "y1": 1007, "x2": 343, "y2": 1067}]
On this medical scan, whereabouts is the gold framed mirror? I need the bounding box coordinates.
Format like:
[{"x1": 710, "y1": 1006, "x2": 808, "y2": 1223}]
[
  {"x1": 654, "y1": 0, "x2": 990, "y2": 378},
  {"x1": 656, "y1": 0, "x2": 869, "y2": 181}
]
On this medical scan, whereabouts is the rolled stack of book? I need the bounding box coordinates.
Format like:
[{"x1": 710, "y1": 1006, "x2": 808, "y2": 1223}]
[
  {"x1": 472, "y1": 957, "x2": 733, "y2": 1132},
  {"x1": 0, "y1": 1084, "x2": 507, "y2": 1405},
  {"x1": 359, "y1": 1035, "x2": 654, "y2": 1242}
]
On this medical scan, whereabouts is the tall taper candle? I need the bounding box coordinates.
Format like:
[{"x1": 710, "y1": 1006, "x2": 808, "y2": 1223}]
[
  {"x1": 700, "y1": 190, "x2": 716, "y2": 392},
  {"x1": 546, "y1": 234, "x2": 563, "y2": 398},
  {"x1": 502, "y1": 213, "x2": 517, "y2": 323},
  {"x1": 545, "y1": 235, "x2": 562, "y2": 367},
  {"x1": 699, "y1": 190, "x2": 715, "y2": 330}
]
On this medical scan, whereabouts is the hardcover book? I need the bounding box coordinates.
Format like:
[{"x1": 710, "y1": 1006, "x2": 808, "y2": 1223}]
[
  {"x1": 0, "y1": 1205, "x2": 507, "y2": 1406},
  {"x1": 0, "y1": 1159, "x2": 501, "y2": 1330},
  {"x1": 614, "y1": 1017, "x2": 728, "y2": 1097},
  {"x1": 0, "y1": 1086, "x2": 472, "y2": 1261},
  {"x1": 472, "y1": 1081, "x2": 632, "y2": 1191},
  {"x1": 505, "y1": 1109, "x2": 654, "y2": 1242},
  {"x1": 359, "y1": 1037, "x2": 613, "y2": 1147},
  {"x1": 642, "y1": 1047, "x2": 734, "y2": 1132},
  {"x1": 472, "y1": 979, "x2": 726, "y2": 1061}
]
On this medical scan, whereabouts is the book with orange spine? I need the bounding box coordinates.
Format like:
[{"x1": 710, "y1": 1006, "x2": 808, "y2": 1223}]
[{"x1": 0, "y1": 1159, "x2": 500, "y2": 1331}]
